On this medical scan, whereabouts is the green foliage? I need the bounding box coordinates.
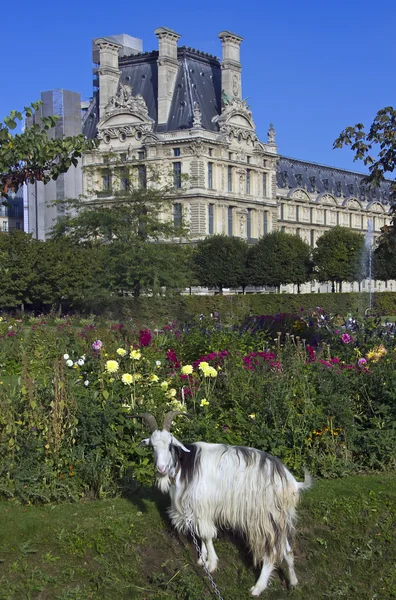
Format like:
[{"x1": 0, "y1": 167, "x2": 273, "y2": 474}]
[
  {"x1": 313, "y1": 226, "x2": 365, "y2": 289},
  {"x1": 247, "y1": 230, "x2": 312, "y2": 289},
  {"x1": 0, "y1": 312, "x2": 396, "y2": 503},
  {"x1": 50, "y1": 185, "x2": 190, "y2": 298},
  {"x1": 0, "y1": 231, "x2": 37, "y2": 307},
  {"x1": 192, "y1": 234, "x2": 249, "y2": 292},
  {"x1": 0, "y1": 101, "x2": 96, "y2": 197},
  {"x1": 334, "y1": 106, "x2": 396, "y2": 206}
]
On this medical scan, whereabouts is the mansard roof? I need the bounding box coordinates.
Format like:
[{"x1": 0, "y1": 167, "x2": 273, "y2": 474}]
[
  {"x1": 83, "y1": 46, "x2": 221, "y2": 138},
  {"x1": 277, "y1": 155, "x2": 391, "y2": 205}
]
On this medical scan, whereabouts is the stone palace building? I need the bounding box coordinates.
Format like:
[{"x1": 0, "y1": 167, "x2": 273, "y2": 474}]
[{"x1": 80, "y1": 28, "x2": 392, "y2": 293}]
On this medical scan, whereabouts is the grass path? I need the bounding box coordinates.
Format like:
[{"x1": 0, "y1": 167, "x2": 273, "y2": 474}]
[{"x1": 0, "y1": 474, "x2": 395, "y2": 599}]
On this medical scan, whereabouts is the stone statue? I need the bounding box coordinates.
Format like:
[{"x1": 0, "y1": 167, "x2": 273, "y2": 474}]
[
  {"x1": 192, "y1": 102, "x2": 203, "y2": 128},
  {"x1": 267, "y1": 123, "x2": 276, "y2": 145}
]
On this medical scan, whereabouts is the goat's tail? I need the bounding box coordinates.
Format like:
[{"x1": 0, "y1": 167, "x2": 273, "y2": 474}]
[{"x1": 297, "y1": 468, "x2": 313, "y2": 491}]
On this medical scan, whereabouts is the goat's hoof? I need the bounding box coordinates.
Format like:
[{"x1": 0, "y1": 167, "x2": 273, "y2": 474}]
[
  {"x1": 207, "y1": 560, "x2": 218, "y2": 573},
  {"x1": 250, "y1": 585, "x2": 263, "y2": 596},
  {"x1": 289, "y1": 578, "x2": 298, "y2": 589},
  {"x1": 197, "y1": 558, "x2": 205, "y2": 566}
]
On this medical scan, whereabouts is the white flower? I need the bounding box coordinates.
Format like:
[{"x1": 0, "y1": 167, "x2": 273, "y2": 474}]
[
  {"x1": 156, "y1": 360, "x2": 161, "y2": 367},
  {"x1": 77, "y1": 359, "x2": 85, "y2": 366},
  {"x1": 84, "y1": 380, "x2": 89, "y2": 387},
  {"x1": 66, "y1": 359, "x2": 73, "y2": 367},
  {"x1": 63, "y1": 354, "x2": 70, "y2": 360}
]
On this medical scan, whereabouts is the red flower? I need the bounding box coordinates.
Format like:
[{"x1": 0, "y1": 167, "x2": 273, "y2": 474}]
[{"x1": 139, "y1": 329, "x2": 152, "y2": 347}]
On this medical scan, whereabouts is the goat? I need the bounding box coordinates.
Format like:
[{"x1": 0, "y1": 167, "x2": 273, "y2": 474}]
[{"x1": 136, "y1": 411, "x2": 312, "y2": 597}]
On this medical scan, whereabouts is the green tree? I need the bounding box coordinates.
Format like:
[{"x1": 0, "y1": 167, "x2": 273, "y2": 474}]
[
  {"x1": 0, "y1": 231, "x2": 38, "y2": 308},
  {"x1": 334, "y1": 107, "x2": 396, "y2": 206},
  {"x1": 246, "y1": 231, "x2": 311, "y2": 292},
  {"x1": 312, "y1": 227, "x2": 365, "y2": 292},
  {"x1": 0, "y1": 101, "x2": 95, "y2": 197},
  {"x1": 373, "y1": 235, "x2": 396, "y2": 281},
  {"x1": 30, "y1": 238, "x2": 105, "y2": 311},
  {"x1": 192, "y1": 235, "x2": 249, "y2": 293},
  {"x1": 50, "y1": 181, "x2": 190, "y2": 297}
]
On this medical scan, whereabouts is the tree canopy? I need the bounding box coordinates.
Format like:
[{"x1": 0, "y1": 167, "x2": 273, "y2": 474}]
[
  {"x1": 50, "y1": 181, "x2": 190, "y2": 297},
  {"x1": 192, "y1": 235, "x2": 249, "y2": 293},
  {"x1": 0, "y1": 101, "x2": 96, "y2": 197},
  {"x1": 312, "y1": 227, "x2": 365, "y2": 291},
  {"x1": 246, "y1": 231, "x2": 312, "y2": 291}
]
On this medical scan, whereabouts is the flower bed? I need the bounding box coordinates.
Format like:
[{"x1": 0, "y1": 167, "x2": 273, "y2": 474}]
[{"x1": 0, "y1": 310, "x2": 395, "y2": 502}]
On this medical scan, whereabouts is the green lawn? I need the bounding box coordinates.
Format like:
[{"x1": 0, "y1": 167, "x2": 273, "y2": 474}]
[{"x1": 0, "y1": 474, "x2": 395, "y2": 599}]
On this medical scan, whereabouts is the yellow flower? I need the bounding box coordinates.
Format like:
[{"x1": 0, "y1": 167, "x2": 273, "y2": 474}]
[
  {"x1": 166, "y1": 388, "x2": 177, "y2": 398},
  {"x1": 181, "y1": 364, "x2": 193, "y2": 375},
  {"x1": 122, "y1": 373, "x2": 134, "y2": 385},
  {"x1": 248, "y1": 413, "x2": 256, "y2": 420},
  {"x1": 150, "y1": 373, "x2": 159, "y2": 382},
  {"x1": 200, "y1": 398, "x2": 209, "y2": 407},
  {"x1": 116, "y1": 348, "x2": 127, "y2": 357},
  {"x1": 105, "y1": 360, "x2": 119, "y2": 373},
  {"x1": 167, "y1": 399, "x2": 186, "y2": 411},
  {"x1": 160, "y1": 381, "x2": 169, "y2": 390},
  {"x1": 132, "y1": 373, "x2": 142, "y2": 382},
  {"x1": 198, "y1": 361, "x2": 209, "y2": 372},
  {"x1": 109, "y1": 378, "x2": 114, "y2": 383},
  {"x1": 202, "y1": 366, "x2": 217, "y2": 378},
  {"x1": 130, "y1": 349, "x2": 141, "y2": 360}
]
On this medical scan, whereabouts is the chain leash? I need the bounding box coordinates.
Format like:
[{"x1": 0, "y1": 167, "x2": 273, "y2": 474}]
[{"x1": 186, "y1": 518, "x2": 225, "y2": 600}]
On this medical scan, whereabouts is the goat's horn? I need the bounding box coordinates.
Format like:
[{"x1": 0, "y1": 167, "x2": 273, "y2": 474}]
[
  {"x1": 131, "y1": 412, "x2": 158, "y2": 433},
  {"x1": 162, "y1": 411, "x2": 189, "y2": 432}
]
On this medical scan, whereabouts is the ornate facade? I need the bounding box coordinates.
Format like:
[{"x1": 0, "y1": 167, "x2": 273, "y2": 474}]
[{"x1": 82, "y1": 28, "x2": 392, "y2": 293}]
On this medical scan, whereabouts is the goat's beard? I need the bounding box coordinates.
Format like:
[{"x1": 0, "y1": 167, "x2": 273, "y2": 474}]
[{"x1": 156, "y1": 473, "x2": 171, "y2": 493}]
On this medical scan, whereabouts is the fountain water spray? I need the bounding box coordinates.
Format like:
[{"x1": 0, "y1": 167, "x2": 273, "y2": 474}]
[{"x1": 363, "y1": 219, "x2": 374, "y2": 314}]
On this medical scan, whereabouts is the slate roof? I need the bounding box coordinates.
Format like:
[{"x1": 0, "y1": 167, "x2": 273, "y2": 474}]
[
  {"x1": 277, "y1": 155, "x2": 391, "y2": 205},
  {"x1": 83, "y1": 47, "x2": 221, "y2": 138}
]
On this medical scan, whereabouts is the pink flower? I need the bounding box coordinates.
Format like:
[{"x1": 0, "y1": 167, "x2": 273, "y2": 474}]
[
  {"x1": 341, "y1": 333, "x2": 352, "y2": 344},
  {"x1": 92, "y1": 340, "x2": 103, "y2": 350},
  {"x1": 358, "y1": 358, "x2": 367, "y2": 368},
  {"x1": 139, "y1": 329, "x2": 152, "y2": 347}
]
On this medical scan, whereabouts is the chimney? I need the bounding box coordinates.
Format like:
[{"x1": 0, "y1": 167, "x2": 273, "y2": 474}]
[
  {"x1": 154, "y1": 27, "x2": 181, "y2": 125},
  {"x1": 95, "y1": 37, "x2": 121, "y2": 118},
  {"x1": 218, "y1": 31, "x2": 244, "y2": 103}
]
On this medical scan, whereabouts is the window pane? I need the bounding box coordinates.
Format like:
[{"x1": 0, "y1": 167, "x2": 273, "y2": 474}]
[
  {"x1": 208, "y1": 162, "x2": 213, "y2": 189},
  {"x1": 228, "y1": 166, "x2": 232, "y2": 192},
  {"x1": 138, "y1": 165, "x2": 146, "y2": 188},
  {"x1": 247, "y1": 208, "x2": 252, "y2": 239},
  {"x1": 228, "y1": 206, "x2": 233, "y2": 235},
  {"x1": 208, "y1": 204, "x2": 214, "y2": 234},
  {"x1": 173, "y1": 162, "x2": 182, "y2": 188},
  {"x1": 173, "y1": 203, "x2": 182, "y2": 228}
]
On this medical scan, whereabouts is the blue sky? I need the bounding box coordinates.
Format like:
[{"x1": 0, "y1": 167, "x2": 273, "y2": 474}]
[{"x1": 2, "y1": 0, "x2": 394, "y2": 172}]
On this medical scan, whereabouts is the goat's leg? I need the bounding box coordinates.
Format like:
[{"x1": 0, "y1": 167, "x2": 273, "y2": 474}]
[
  {"x1": 250, "y1": 559, "x2": 275, "y2": 597},
  {"x1": 203, "y1": 537, "x2": 218, "y2": 573},
  {"x1": 283, "y1": 538, "x2": 298, "y2": 587},
  {"x1": 197, "y1": 540, "x2": 208, "y2": 566}
]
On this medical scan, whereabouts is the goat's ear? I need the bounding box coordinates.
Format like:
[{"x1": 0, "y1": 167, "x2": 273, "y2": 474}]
[
  {"x1": 171, "y1": 437, "x2": 191, "y2": 453},
  {"x1": 139, "y1": 438, "x2": 151, "y2": 447}
]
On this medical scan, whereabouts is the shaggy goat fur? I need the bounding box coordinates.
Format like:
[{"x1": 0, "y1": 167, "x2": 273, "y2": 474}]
[
  {"x1": 139, "y1": 424, "x2": 311, "y2": 596},
  {"x1": 166, "y1": 442, "x2": 309, "y2": 566}
]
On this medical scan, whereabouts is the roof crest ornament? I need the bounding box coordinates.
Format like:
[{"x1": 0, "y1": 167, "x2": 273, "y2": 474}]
[{"x1": 267, "y1": 123, "x2": 276, "y2": 146}]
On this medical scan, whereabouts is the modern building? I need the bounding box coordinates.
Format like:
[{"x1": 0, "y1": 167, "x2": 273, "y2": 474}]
[
  {"x1": 26, "y1": 89, "x2": 84, "y2": 239},
  {"x1": 0, "y1": 188, "x2": 24, "y2": 233}
]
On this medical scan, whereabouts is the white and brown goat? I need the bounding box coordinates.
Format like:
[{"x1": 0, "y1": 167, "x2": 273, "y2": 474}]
[{"x1": 136, "y1": 411, "x2": 311, "y2": 597}]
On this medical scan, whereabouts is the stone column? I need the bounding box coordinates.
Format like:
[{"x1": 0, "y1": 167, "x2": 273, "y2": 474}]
[
  {"x1": 154, "y1": 27, "x2": 181, "y2": 125},
  {"x1": 218, "y1": 31, "x2": 243, "y2": 103},
  {"x1": 96, "y1": 38, "x2": 121, "y2": 118}
]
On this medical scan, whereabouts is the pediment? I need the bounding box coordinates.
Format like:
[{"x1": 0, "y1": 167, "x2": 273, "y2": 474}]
[
  {"x1": 212, "y1": 97, "x2": 256, "y2": 133},
  {"x1": 98, "y1": 111, "x2": 149, "y2": 129},
  {"x1": 343, "y1": 197, "x2": 362, "y2": 210},
  {"x1": 367, "y1": 201, "x2": 386, "y2": 213},
  {"x1": 288, "y1": 188, "x2": 311, "y2": 202},
  {"x1": 317, "y1": 192, "x2": 337, "y2": 206}
]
